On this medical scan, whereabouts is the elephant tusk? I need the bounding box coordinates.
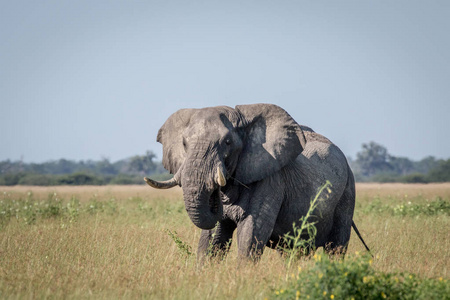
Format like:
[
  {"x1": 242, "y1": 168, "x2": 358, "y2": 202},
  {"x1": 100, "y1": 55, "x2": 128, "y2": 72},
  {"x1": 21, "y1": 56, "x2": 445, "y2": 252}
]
[
  {"x1": 216, "y1": 166, "x2": 227, "y2": 187},
  {"x1": 144, "y1": 177, "x2": 178, "y2": 189}
]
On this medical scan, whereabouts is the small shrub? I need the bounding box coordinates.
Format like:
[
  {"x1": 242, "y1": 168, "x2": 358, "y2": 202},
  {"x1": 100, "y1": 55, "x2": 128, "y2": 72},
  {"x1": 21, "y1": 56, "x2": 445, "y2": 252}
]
[
  {"x1": 86, "y1": 198, "x2": 104, "y2": 214},
  {"x1": 0, "y1": 173, "x2": 26, "y2": 186},
  {"x1": 427, "y1": 159, "x2": 450, "y2": 182},
  {"x1": 166, "y1": 229, "x2": 193, "y2": 258},
  {"x1": 400, "y1": 173, "x2": 429, "y2": 183},
  {"x1": 37, "y1": 193, "x2": 63, "y2": 218},
  {"x1": 17, "y1": 174, "x2": 57, "y2": 186},
  {"x1": 0, "y1": 193, "x2": 116, "y2": 228},
  {"x1": 57, "y1": 173, "x2": 104, "y2": 185},
  {"x1": 363, "y1": 199, "x2": 391, "y2": 215},
  {"x1": 370, "y1": 173, "x2": 400, "y2": 183},
  {"x1": 149, "y1": 173, "x2": 173, "y2": 181},
  {"x1": 137, "y1": 202, "x2": 154, "y2": 216},
  {"x1": 364, "y1": 197, "x2": 450, "y2": 217},
  {"x1": 272, "y1": 253, "x2": 449, "y2": 299},
  {"x1": 66, "y1": 196, "x2": 81, "y2": 222},
  {"x1": 109, "y1": 174, "x2": 143, "y2": 185},
  {"x1": 393, "y1": 197, "x2": 450, "y2": 216}
]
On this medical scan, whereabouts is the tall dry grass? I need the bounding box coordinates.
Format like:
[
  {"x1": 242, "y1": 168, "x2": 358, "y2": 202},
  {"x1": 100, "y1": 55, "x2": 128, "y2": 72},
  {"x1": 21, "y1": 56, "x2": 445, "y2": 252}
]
[
  {"x1": 0, "y1": 183, "x2": 448, "y2": 299},
  {"x1": 352, "y1": 183, "x2": 450, "y2": 278}
]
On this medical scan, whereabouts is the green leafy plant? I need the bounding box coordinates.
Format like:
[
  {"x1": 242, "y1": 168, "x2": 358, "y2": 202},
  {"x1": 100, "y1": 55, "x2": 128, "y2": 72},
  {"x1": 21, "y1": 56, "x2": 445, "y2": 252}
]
[
  {"x1": 363, "y1": 197, "x2": 450, "y2": 217},
  {"x1": 166, "y1": 229, "x2": 193, "y2": 258},
  {"x1": 203, "y1": 221, "x2": 233, "y2": 261},
  {"x1": 272, "y1": 252, "x2": 449, "y2": 299},
  {"x1": 0, "y1": 192, "x2": 117, "y2": 228},
  {"x1": 272, "y1": 186, "x2": 449, "y2": 299},
  {"x1": 66, "y1": 196, "x2": 81, "y2": 222},
  {"x1": 279, "y1": 181, "x2": 333, "y2": 271}
]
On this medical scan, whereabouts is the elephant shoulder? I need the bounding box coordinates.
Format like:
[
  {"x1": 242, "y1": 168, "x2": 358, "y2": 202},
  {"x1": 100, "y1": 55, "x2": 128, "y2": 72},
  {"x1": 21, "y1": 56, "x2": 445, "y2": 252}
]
[
  {"x1": 300, "y1": 132, "x2": 346, "y2": 168},
  {"x1": 302, "y1": 130, "x2": 332, "y2": 145},
  {"x1": 298, "y1": 124, "x2": 333, "y2": 148}
]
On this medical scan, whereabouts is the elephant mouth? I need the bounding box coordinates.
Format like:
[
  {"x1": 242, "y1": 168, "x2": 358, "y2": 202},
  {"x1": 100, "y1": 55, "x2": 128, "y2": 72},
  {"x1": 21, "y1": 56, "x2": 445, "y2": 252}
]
[{"x1": 209, "y1": 189, "x2": 222, "y2": 215}]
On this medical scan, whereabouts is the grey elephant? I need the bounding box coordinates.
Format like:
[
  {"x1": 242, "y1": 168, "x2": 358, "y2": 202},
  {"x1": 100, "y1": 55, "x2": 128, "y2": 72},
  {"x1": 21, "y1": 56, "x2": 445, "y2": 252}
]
[{"x1": 145, "y1": 104, "x2": 368, "y2": 260}]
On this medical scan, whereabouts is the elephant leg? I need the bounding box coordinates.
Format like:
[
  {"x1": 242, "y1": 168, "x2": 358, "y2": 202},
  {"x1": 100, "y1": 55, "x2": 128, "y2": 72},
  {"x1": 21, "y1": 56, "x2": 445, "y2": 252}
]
[
  {"x1": 236, "y1": 181, "x2": 284, "y2": 261},
  {"x1": 325, "y1": 173, "x2": 355, "y2": 256},
  {"x1": 236, "y1": 214, "x2": 280, "y2": 261},
  {"x1": 197, "y1": 218, "x2": 236, "y2": 263}
]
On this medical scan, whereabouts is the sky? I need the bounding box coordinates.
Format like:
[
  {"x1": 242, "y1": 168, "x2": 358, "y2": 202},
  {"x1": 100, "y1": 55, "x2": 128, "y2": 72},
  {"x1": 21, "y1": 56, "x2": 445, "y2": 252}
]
[{"x1": 1, "y1": 1, "x2": 449, "y2": 163}]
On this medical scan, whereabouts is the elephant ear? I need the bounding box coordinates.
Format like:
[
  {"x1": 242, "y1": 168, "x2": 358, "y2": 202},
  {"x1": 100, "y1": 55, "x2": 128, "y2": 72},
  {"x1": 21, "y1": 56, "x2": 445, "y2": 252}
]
[
  {"x1": 157, "y1": 108, "x2": 198, "y2": 174},
  {"x1": 234, "y1": 104, "x2": 304, "y2": 184}
]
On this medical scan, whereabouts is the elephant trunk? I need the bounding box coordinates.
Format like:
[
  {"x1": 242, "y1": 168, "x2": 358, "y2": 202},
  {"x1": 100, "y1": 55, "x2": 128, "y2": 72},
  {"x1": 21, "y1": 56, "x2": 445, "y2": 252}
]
[
  {"x1": 182, "y1": 184, "x2": 223, "y2": 230},
  {"x1": 181, "y1": 158, "x2": 224, "y2": 230}
]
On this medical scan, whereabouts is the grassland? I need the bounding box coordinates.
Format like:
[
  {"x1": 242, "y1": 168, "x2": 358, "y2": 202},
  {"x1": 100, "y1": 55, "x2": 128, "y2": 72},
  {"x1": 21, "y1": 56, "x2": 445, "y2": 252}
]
[{"x1": 0, "y1": 183, "x2": 449, "y2": 299}]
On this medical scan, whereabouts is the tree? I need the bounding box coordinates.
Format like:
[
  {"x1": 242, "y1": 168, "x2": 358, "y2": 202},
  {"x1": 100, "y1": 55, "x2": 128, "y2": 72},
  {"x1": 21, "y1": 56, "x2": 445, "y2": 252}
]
[
  {"x1": 95, "y1": 158, "x2": 117, "y2": 175},
  {"x1": 414, "y1": 156, "x2": 441, "y2": 174},
  {"x1": 57, "y1": 173, "x2": 103, "y2": 185},
  {"x1": 389, "y1": 156, "x2": 414, "y2": 175},
  {"x1": 355, "y1": 142, "x2": 393, "y2": 177},
  {"x1": 0, "y1": 160, "x2": 12, "y2": 173},
  {"x1": 427, "y1": 159, "x2": 450, "y2": 182},
  {"x1": 128, "y1": 151, "x2": 157, "y2": 175},
  {"x1": 47, "y1": 159, "x2": 78, "y2": 174}
]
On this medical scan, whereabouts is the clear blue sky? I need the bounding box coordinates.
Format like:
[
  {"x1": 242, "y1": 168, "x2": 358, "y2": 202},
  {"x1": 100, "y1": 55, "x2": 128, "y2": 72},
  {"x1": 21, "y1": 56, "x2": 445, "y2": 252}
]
[{"x1": 1, "y1": 1, "x2": 449, "y2": 163}]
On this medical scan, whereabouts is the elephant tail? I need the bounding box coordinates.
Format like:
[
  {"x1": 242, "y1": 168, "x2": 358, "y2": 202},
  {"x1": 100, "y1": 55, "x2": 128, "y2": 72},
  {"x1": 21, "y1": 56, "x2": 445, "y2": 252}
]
[{"x1": 351, "y1": 221, "x2": 373, "y2": 257}]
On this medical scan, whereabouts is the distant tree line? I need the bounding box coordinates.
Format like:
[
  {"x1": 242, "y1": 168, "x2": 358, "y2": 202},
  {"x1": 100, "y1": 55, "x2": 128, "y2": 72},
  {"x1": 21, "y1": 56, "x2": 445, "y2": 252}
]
[
  {"x1": 0, "y1": 151, "x2": 171, "y2": 186},
  {"x1": 348, "y1": 141, "x2": 450, "y2": 183},
  {"x1": 1, "y1": 144, "x2": 449, "y2": 186}
]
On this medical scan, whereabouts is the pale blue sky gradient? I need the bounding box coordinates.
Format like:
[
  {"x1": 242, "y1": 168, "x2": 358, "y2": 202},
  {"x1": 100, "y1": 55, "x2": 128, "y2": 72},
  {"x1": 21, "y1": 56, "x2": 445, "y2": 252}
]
[{"x1": 1, "y1": 1, "x2": 449, "y2": 162}]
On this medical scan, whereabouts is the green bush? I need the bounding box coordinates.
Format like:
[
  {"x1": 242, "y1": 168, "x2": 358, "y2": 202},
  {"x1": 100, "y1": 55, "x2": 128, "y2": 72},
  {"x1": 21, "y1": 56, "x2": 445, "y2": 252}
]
[
  {"x1": 427, "y1": 159, "x2": 450, "y2": 182},
  {"x1": 166, "y1": 229, "x2": 193, "y2": 258},
  {"x1": 0, "y1": 192, "x2": 69, "y2": 226},
  {"x1": 392, "y1": 197, "x2": 450, "y2": 216},
  {"x1": 273, "y1": 253, "x2": 449, "y2": 299},
  {"x1": 363, "y1": 197, "x2": 450, "y2": 217},
  {"x1": 108, "y1": 174, "x2": 144, "y2": 185},
  {"x1": 17, "y1": 174, "x2": 57, "y2": 186},
  {"x1": 272, "y1": 183, "x2": 449, "y2": 299},
  {"x1": 370, "y1": 173, "x2": 399, "y2": 183},
  {"x1": 0, "y1": 172, "x2": 173, "y2": 186},
  {"x1": 0, "y1": 173, "x2": 26, "y2": 185},
  {"x1": 0, "y1": 193, "x2": 122, "y2": 228},
  {"x1": 148, "y1": 173, "x2": 173, "y2": 181},
  {"x1": 57, "y1": 173, "x2": 104, "y2": 185},
  {"x1": 399, "y1": 173, "x2": 429, "y2": 183},
  {"x1": 108, "y1": 173, "x2": 172, "y2": 185}
]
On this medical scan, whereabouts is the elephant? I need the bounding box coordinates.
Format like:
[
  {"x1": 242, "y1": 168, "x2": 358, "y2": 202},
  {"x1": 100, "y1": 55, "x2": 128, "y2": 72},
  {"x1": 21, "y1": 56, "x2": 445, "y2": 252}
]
[{"x1": 145, "y1": 103, "x2": 368, "y2": 261}]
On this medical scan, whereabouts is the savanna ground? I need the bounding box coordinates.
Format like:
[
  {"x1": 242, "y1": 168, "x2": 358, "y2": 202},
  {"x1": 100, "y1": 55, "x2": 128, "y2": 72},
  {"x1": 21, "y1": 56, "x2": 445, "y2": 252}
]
[{"x1": 0, "y1": 183, "x2": 448, "y2": 299}]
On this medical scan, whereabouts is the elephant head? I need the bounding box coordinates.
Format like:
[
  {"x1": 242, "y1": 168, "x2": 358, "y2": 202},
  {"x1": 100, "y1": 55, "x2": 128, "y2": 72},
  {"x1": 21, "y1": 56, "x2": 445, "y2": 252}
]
[{"x1": 145, "y1": 104, "x2": 306, "y2": 229}]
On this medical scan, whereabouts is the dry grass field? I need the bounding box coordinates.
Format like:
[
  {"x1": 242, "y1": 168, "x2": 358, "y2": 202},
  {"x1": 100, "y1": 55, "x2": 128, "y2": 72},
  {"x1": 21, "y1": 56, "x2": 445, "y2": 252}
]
[{"x1": 0, "y1": 183, "x2": 448, "y2": 299}]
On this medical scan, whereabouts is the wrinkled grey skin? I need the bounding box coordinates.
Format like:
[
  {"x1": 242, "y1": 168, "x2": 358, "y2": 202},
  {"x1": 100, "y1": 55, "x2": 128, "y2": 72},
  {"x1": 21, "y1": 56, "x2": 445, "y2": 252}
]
[{"x1": 147, "y1": 104, "x2": 355, "y2": 261}]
